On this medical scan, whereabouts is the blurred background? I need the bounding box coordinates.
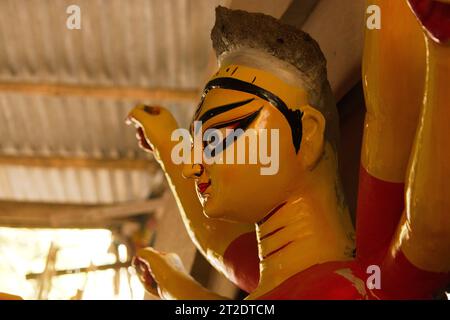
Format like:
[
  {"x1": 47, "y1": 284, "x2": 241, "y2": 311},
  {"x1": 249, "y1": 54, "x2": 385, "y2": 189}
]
[{"x1": 0, "y1": 0, "x2": 371, "y2": 299}]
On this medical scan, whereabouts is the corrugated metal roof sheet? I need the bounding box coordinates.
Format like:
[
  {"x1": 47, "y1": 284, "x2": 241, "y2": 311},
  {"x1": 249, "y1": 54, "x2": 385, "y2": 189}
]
[
  {"x1": 0, "y1": 0, "x2": 223, "y2": 204},
  {"x1": 0, "y1": 94, "x2": 193, "y2": 158},
  {"x1": 0, "y1": 165, "x2": 165, "y2": 204},
  {"x1": 0, "y1": 0, "x2": 221, "y2": 88}
]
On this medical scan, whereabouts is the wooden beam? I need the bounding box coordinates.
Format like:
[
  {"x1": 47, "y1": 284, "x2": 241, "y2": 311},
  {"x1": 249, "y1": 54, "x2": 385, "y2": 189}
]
[
  {"x1": 337, "y1": 82, "x2": 366, "y2": 223},
  {"x1": 229, "y1": 0, "x2": 293, "y2": 17},
  {"x1": 0, "y1": 155, "x2": 157, "y2": 171},
  {"x1": 301, "y1": 0, "x2": 366, "y2": 100},
  {"x1": 281, "y1": 0, "x2": 319, "y2": 27},
  {"x1": 0, "y1": 82, "x2": 199, "y2": 103},
  {"x1": 0, "y1": 198, "x2": 164, "y2": 229}
]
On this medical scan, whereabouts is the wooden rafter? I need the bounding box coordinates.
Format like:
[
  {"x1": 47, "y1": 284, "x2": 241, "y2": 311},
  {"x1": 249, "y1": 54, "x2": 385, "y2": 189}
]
[
  {"x1": 0, "y1": 197, "x2": 165, "y2": 229},
  {"x1": 229, "y1": 0, "x2": 293, "y2": 17},
  {"x1": 0, "y1": 155, "x2": 158, "y2": 172},
  {"x1": 301, "y1": 0, "x2": 366, "y2": 100},
  {"x1": 281, "y1": 0, "x2": 319, "y2": 27},
  {"x1": 0, "y1": 82, "x2": 199, "y2": 103}
]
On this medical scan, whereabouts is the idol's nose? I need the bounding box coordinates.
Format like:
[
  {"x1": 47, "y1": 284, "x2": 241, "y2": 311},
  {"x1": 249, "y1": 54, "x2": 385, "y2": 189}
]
[{"x1": 182, "y1": 163, "x2": 204, "y2": 179}]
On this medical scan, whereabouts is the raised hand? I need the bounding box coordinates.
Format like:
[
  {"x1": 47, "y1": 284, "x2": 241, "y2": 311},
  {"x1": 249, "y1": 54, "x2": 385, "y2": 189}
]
[
  {"x1": 127, "y1": 105, "x2": 179, "y2": 162},
  {"x1": 133, "y1": 247, "x2": 227, "y2": 300}
]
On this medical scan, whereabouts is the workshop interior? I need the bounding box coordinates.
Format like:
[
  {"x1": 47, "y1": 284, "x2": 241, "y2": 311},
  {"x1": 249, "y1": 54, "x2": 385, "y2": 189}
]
[{"x1": 0, "y1": 0, "x2": 449, "y2": 301}]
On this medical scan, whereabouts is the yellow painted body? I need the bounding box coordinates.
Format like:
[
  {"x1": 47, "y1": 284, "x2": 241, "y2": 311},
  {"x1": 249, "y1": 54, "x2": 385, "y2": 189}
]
[{"x1": 397, "y1": 40, "x2": 450, "y2": 272}]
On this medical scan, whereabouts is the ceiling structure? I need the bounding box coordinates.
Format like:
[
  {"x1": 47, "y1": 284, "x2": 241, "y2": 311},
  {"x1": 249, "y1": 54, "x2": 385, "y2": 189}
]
[
  {"x1": 0, "y1": 0, "x2": 222, "y2": 205},
  {"x1": 0, "y1": 0, "x2": 367, "y2": 224}
]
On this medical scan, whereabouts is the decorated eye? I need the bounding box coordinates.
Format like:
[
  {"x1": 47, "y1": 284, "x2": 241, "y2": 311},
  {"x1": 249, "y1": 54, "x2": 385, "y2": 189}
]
[{"x1": 203, "y1": 108, "x2": 262, "y2": 157}]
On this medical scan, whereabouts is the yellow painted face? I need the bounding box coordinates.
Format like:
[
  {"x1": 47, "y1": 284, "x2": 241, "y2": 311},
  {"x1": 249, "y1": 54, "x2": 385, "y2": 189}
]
[{"x1": 183, "y1": 64, "x2": 313, "y2": 223}]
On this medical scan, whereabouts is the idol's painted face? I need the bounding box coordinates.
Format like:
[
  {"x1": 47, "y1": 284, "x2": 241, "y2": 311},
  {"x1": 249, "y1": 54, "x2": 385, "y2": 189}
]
[{"x1": 182, "y1": 64, "x2": 311, "y2": 224}]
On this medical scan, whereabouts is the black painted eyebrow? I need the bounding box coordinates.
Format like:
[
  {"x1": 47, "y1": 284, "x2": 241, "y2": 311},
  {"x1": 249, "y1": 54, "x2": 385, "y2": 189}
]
[{"x1": 194, "y1": 98, "x2": 255, "y2": 134}]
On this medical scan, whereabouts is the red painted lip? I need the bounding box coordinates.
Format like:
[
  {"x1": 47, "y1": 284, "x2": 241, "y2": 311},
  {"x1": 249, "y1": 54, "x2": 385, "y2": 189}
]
[
  {"x1": 197, "y1": 180, "x2": 211, "y2": 194},
  {"x1": 408, "y1": 0, "x2": 450, "y2": 44}
]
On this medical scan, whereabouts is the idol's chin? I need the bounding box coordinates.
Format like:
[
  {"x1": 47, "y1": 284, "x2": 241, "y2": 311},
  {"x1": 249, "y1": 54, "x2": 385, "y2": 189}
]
[{"x1": 201, "y1": 196, "x2": 226, "y2": 220}]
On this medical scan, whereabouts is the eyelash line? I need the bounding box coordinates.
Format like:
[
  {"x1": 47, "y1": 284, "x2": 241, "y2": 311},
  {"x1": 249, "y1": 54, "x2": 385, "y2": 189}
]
[{"x1": 203, "y1": 107, "x2": 262, "y2": 157}]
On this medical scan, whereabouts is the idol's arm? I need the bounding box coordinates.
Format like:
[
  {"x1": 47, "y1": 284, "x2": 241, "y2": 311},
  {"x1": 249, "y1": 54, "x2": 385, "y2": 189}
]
[
  {"x1": 396, "y1": 41, "x2": 450, "y2": 272},
  {"x1": 134, "y1": 248, "x2": 228, "y2": 300},
  {"x1": 357, "y1": 0, "x2": 426, "y2": 260},
  {"x1": 381, "y1": 39, "x2": 450, "y2": 298},
  {"x1": 127, "y1": 105, "x2": 259, "y2": 292}
]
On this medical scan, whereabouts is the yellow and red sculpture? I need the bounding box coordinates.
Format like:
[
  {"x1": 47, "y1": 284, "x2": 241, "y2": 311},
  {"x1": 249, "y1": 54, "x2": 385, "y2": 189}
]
[
  {"x1": 1, "y1": 1, "x2": 448, "y2": 302},
  {"x1": 127, "y1": 2, "x2": 450, "y2": 300}
]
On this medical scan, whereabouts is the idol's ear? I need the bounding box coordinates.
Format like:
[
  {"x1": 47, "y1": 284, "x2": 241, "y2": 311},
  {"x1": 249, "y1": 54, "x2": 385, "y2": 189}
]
[{"x1": 299, "y1": 105, "x2": 326, "y2": 170}]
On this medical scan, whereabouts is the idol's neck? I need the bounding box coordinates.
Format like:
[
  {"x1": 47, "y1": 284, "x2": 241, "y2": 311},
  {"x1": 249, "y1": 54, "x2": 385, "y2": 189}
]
[{"x1": 248, "y1": 144, "x2": 355, "y2": 299}]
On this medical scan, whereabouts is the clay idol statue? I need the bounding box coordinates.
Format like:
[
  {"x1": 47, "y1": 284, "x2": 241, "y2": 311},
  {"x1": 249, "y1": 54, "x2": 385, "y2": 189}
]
[{"x1": 127, "y1": 4, "x2": 450, "y2": 299}]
